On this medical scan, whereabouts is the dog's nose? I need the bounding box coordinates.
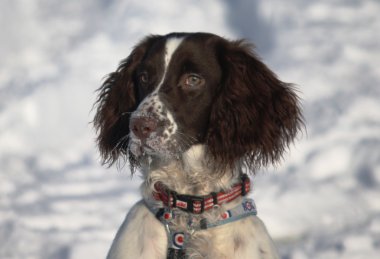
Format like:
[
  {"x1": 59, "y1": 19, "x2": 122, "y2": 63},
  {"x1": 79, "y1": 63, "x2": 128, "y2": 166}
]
[{"x1": 130, "y1": 117, "x2": 158, "y2": 140}]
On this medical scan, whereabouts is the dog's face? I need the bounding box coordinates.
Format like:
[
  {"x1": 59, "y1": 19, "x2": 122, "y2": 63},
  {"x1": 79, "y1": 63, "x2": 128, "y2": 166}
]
[
  {"x1": 129, "y1": 35, "x2": 222, "y2": 159},
  {"x1": 94, "y1": 32, "x2": 302, "y2": 171}
]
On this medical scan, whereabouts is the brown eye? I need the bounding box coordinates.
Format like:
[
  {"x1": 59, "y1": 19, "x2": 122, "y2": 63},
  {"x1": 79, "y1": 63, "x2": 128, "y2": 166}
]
[
  {"x1": 181, "y1": 74, "x2": 204, "y2": 89},
  {"x1": 138, "y1": 72, "x2": 149, "y2": 84}
]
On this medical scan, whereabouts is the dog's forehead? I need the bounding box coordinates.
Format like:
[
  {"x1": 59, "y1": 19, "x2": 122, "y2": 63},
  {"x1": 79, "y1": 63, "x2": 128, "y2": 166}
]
[
  {"x1": 156, "y1": 36, "x2": 184, "y2": 86},
  {"x1": 142, "y1": 35, "x2": 185, "y2": 65},
  {"x1": 164, "y1": 36, "x2": 185, "y2": 62},
  {"x1": 143, "y1": 34, "x2": 216, "y2": 66},
  {"x1": 141, "y1": 34, "x2": 222, "y2": 80}
]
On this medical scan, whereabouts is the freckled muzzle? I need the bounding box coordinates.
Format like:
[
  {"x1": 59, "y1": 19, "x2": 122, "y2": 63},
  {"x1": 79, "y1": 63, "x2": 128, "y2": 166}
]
[{"x1": 128, "y1": 111, "x2": 179, "y2": 158}]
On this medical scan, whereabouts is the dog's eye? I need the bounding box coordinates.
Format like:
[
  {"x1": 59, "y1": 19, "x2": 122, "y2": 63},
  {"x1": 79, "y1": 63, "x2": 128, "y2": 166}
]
[
  {"x1": 138, "y1": 72, "x2": 149, "y2": 84},
  {"x1": 181, "y1": 74, "x2": 205, "y2": 89},
  {"x1": 186, "y1": 75, "x2": 201, "y2": 86}
]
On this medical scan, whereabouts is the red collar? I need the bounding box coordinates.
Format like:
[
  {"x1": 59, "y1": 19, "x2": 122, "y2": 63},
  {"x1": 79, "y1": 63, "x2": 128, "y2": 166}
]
[{"x1": 152, "y1": 174, "x2": 250, "y2": 214}]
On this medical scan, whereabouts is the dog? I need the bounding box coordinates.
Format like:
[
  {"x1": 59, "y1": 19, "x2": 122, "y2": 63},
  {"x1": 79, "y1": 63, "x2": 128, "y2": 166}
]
[{"x1": 94, "y1": 32, "x2": 302, "y2": 259}]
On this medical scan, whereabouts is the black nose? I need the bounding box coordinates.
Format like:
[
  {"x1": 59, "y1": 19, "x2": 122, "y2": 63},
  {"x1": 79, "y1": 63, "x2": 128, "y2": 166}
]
[{"x1": 130, "y1": 117, "x2": 158, "y2": 140}]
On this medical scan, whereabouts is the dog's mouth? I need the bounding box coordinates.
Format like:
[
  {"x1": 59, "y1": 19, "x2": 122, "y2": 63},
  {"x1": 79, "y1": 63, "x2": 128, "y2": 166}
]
[
  {"x1": 128, "y1": 129, "x2": 200, "y2": 161},
  {"x1": 129, "y1": 136, "x2": 180, "y2": 159},
  {"x1": 129, "y1": 141, "x2": 151, "y2": 157}
]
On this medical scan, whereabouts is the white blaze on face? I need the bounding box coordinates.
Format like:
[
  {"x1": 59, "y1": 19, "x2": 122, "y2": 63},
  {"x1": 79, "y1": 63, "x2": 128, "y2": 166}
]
[
  {"x1": 161, "y1": 37, "x2": 184, "y2": 86},
  {"x1": 131, "y1": 36, "x2": 185, "y2": 155},
  {"x1": 153, "y1": 37, "x2": 184, "y2": 136},
  {"x1": 134, "y1": 36, "x2": 184, "y2": 116}
]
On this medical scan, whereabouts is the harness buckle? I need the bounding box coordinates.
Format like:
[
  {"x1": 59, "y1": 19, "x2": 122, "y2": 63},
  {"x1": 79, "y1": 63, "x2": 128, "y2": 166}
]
[{"x1": 188, "y1": 196, "x2": 205, "y2": 214}]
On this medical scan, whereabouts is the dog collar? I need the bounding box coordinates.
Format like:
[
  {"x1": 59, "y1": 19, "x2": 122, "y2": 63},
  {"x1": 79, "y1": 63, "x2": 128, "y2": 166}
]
[
  {"x1": 152, "y1": 174, "x2": 251, "y2": 214},
  {"x1": 150, "y1": 174, "x2": 254, "y2": 258}
]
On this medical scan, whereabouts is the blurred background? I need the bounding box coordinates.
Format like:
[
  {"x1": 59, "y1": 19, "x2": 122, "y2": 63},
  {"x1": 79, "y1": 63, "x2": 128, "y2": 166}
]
[{"x1": 1, "y1": 0, "x2": 379, "y2": 258}]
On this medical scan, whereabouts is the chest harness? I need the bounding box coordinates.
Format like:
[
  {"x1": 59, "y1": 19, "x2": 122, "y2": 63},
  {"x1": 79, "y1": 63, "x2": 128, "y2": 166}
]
[{"x1": 149, "y1": 174, "x2": 257, "y2": 259}]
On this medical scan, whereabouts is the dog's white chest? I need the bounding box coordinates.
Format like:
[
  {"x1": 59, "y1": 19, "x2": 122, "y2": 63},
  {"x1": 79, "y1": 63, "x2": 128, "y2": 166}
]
[
  {"x1": 106, "y1": 201, "x2": 168, "y2": 259},
  {"x1": 106, "y1": 200, "x2": 278, "y2": 259}
]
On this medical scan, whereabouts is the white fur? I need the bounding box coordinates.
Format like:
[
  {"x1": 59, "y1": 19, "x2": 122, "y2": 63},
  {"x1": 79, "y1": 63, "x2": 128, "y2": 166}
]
[{"x1": 106, "y1": 145, "x2": 279, "y2": 259}]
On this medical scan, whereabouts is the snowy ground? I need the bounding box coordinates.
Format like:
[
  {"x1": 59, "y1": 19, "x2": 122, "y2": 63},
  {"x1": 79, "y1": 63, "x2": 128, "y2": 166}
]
[{"x1": 1, "y1": 0, "x2": 379, "y2": 258}]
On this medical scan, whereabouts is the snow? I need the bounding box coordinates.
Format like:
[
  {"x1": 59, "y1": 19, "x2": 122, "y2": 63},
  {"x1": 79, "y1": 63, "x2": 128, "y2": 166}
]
[{"x1": 1, "y1": 0, "x2": 380, "y2": 258}]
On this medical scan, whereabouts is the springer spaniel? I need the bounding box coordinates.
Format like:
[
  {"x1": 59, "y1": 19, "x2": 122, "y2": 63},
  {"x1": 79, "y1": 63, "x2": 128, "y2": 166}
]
[{"x1": 94, "y1": 32, "x2": 302, "y2": 259}]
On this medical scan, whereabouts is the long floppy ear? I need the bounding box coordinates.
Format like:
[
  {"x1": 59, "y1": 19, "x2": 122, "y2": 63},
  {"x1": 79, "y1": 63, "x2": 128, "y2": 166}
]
[
  {"x1": 93, "y1": 35, "x2": 161, "y2": 166},
  {"x1": 207, "y1": 39, "x2": 303, "y2": 171}
]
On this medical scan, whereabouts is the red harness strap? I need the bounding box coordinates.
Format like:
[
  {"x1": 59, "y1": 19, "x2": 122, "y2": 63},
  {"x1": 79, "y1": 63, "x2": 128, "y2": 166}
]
[{"x1": 153, "y1": 174, "x2": 250, "y2": 214}]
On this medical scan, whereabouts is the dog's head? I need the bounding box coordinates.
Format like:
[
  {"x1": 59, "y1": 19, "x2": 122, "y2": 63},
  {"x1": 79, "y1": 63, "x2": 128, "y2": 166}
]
[{"x1": 94, "y1": 32, "x2": 303, "y2": 172}]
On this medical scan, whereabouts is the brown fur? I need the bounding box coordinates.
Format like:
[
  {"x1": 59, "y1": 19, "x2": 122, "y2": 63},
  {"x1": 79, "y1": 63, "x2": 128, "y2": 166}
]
[
  {"x1": 94, "y1": 33, "x2": 303, "y2": 174},
  {"x1": 93, "y1": 32, "x2": 303, "y2": 259}
]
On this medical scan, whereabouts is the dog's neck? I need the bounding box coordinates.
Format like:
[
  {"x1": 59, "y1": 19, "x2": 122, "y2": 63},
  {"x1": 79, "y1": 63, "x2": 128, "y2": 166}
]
[{"x1": 139, "y1": 145, "x2": 242, "y2": 204}]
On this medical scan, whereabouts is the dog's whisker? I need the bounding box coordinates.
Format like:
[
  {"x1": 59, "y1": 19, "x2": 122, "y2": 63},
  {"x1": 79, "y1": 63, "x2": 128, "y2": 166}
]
[
  {"x1": 110, "y1": 133, "x2": 130, "y2": 155},
  {"x1": 175, "y1": 131, "x2": 197, "y2": 148}
]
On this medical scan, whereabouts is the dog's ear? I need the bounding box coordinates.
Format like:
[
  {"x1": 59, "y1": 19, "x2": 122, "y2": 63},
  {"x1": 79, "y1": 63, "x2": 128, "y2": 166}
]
[
  {"x1": 94, "y1": 35, "x2": 161, "y2": 165},
  {"x1": 207, "y1": 39, "x2": 303, "y2": 171}
]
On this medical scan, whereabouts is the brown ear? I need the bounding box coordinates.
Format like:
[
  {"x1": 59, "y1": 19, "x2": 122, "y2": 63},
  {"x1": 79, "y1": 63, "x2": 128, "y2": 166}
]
[
  {"x1": 93, "y1": 35, "x2": 161, "y2": 165},
  {"x1": 207, "y1": 40, "x2": 303, "y2": 171}
]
